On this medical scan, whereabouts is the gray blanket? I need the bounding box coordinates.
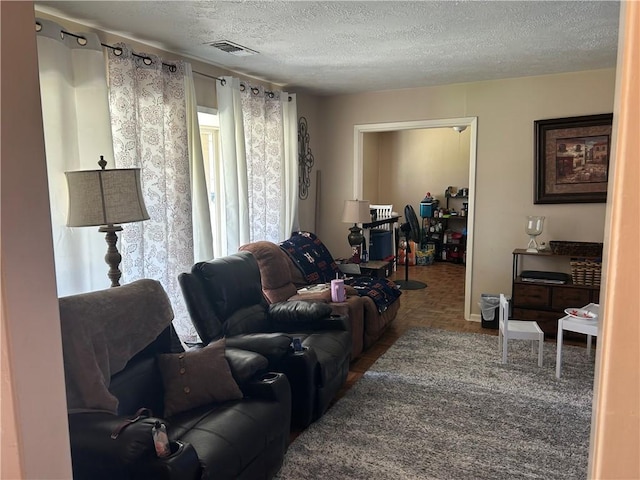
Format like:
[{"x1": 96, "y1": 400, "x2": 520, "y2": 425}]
[{"x1": 59, "y1": 279, "x2": 174, "y2": 414}]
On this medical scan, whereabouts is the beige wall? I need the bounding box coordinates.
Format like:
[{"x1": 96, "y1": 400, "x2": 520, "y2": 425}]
[
  {"x1": 365, "y1": 128, "x2": 470, "y2": 213},
  {"x1": 1, "y1": 2, "x2": 72, "y2": 478},
  {"x1": 590, "y1": 0, "x2": 640, "y2": 476},
  {"x1": 296, "y1": 93, "x2": 323, "y2": 233},
  {"x1": 362, "y1": 133, "x2": 381, "y2": 202},
  {"x1": 315, "y1": 69, "x2": 615, "y2": 315}
]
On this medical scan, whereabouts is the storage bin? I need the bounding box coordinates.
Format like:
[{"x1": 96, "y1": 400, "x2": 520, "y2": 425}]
[
  {"x1": 369, "y1": 229, "x2": 393, "y2": 261},
  {"x1": 549, "y1": 241, "x2": 603, "y2": 257},
  {"x1": 420, "y1": 200, "x2": 439, "y2": 218},
  {"x1": 570, "y1": 258, "x2": 602, "y2": 286}
]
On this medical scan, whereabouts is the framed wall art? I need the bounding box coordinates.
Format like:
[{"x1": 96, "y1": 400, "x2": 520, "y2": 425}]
[{"x1": 534, "y1": 113, "x2": 613, "y2": 204}]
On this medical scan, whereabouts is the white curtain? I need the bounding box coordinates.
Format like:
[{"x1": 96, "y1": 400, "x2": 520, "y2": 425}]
[
  {"x1": 216, "y1": 78, "x2": 299, "y2": 253},
  {"x1": 36, "y1": 18, "x2": 114, "y2": 296},
  {"x1": 107, "y1": 45, "x2": 197, "y2": 341},
  {"x1": 283, "y1": 94, "x2": 300, "y2": 236},
  {"x1": 216, "y1": 76, "x2": 250, "y2": 255},
  {"x1": 185, "y1": 63, "x2": 214, "y2": 262}
]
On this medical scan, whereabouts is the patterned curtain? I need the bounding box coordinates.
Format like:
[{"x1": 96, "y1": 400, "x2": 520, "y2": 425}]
[
  {"x1": 241, "y1": 83, "x2": 283, "y2": 242},
  {"x1": 240, "y1": 83, "x2": 298, "y2": 242},
  {"x1": 107, "y1": 45, "x2": 196, "y2": 341}
]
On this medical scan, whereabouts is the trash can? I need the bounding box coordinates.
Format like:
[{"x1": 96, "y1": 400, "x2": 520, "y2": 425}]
[{"x1": 479, "y1": 294, "x2": 500, "y2": 329}]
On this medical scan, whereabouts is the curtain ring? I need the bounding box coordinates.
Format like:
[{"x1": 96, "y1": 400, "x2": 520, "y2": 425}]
[
  {"x1": 219, "y1": 78, "x2": 227, "y2": 86},
  {"x1": 251, "y1": 87, "x2": 259, "y2": 95}
]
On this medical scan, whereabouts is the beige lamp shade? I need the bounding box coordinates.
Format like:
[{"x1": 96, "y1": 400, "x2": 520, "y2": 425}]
[
  {"x1": 65, "y1": 168, "x2": 149, "y2": 227},
  {"x1": 341, "y1": 200, "x2": 370, "y2": 224}
]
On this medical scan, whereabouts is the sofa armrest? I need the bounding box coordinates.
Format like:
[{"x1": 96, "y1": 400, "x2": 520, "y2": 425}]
[
  {"x1": 241, "y1": 371, "x2": 291, "y2": 403},
  {"x1": 268, "y1": 301, "x2": 348, "y2": 332},
  {"x1": 68, "y1": 413, "x2": 200, "y2": 480},
  {"x1": 224, "y1": 347, "x2": 269, "y2": 384},
  {"x1": 275, "y1": 314, "x2": 350, "y2": 332},
  {"x1": 224, "y1": 333, "x2": 292, "y2": 363}
]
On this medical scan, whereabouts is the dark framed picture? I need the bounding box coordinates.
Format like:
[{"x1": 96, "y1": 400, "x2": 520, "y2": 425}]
[{"x1": 534, "y1": 113, "x2": 613, "y2": 204}]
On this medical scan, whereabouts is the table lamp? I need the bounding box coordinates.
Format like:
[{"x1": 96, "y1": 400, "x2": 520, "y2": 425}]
[
  {"x1": 65, "y1": 156, "x2": 150, "y2": 287},
  {"x1": 342, "y1": 199, "x2": 370, "y2": 261}
]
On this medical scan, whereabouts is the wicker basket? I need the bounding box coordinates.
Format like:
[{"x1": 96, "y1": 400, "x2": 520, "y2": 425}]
[
  {"x1": 570, "y1": 259, "x2": 602, "y2": 286},
  {"x1": 549, "y1": 241, "x2": 603, "y2": 257}
]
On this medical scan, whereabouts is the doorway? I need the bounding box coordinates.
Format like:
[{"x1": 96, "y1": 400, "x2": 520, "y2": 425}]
[{"x1": 353, "y1": 117, "x2": 478, "y2": 320}]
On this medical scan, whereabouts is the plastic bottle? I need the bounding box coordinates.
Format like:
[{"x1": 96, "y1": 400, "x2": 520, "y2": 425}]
[{"x1": 152, "y1": 420, "x2": 171, "y2": 458}]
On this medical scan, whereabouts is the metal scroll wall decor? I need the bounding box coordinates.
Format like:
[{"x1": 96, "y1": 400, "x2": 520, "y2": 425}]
[{"x1": 298, "y1": 117, "x2": 314, "y2": 200}]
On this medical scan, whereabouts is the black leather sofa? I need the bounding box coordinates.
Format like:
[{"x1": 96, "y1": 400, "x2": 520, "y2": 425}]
[
  {"x1": 179, "y1": 251, "x2": 352, "y2": 428},
  {"x1": 60, "y1": 279, "x2": 291, "y2": 480}
]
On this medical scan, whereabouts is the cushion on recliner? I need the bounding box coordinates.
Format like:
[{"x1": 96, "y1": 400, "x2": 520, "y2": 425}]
[
  {"x1": 268, "y1": 300, "x2": 333, "y2": 323},
  {"x1": 223, "y1": 304, "x2": 268, "y2": 336},
  {"x1": 158, "y1": 338, "x2": 242, "y2": 417},
  {"x1": 178, "y1": 271, "x2": 225, "y2": 344},
  {"x1": 239, "y1": 241, "x2": 299, "y2": 303},
  {"x1": 193, "y1": 253, "x2": 267, "y2": 320},
  {"x1": 225, "y1": 333, "x2": 293, "y2": 361}
]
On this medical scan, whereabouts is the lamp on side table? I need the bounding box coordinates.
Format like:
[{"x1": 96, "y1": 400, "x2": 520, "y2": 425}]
[
  {"x1": 65, "y1": 156, "x2": 149, "y2": 287},
  {"x1": 341, "y1": 199, "x2": 370, "y2": 263}
]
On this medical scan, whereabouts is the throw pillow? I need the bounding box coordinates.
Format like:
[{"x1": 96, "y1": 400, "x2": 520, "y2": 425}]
[{"x1": 157, "y1": 338, "x2": 242, "y2": 417}]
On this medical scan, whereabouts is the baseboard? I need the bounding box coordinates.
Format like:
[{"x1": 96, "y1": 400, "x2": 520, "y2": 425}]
[{"x1": 468, "y1": 313, "x2": 482, "y2": 323}]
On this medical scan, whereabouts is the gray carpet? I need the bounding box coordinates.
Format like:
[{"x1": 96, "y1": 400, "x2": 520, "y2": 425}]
[{"x1": 275, "y1": 328, "x2": 595, "y2": 480}]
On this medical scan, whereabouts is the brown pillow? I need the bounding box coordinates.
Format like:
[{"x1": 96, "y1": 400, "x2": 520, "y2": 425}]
[{"x1": 157, "y1": 338, "x2": 242, "y2": 417}]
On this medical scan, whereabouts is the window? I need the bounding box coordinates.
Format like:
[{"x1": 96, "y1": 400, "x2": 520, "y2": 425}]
[{"x1": 198, "y1": 108, "x2": 221, "y2": 253}]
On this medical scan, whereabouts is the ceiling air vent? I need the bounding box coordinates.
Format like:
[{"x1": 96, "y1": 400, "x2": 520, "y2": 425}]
[{"x1": 209, "y1": 40, "x2": 258, "y2": 57}]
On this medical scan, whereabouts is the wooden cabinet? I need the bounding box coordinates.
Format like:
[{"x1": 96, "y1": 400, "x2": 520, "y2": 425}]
[{"x1": 511, "y1": 249, "x2": 600, "y2": 336}]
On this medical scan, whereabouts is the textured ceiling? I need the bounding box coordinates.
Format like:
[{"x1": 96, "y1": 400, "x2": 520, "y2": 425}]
[{"x1": 34, "y1": 1, "x2": 620, "y2": 96}]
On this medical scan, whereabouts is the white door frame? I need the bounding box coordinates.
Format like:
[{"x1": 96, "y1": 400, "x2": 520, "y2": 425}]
[{"x1": 353, "y1": 117, "x2": 478, "y2": 321}]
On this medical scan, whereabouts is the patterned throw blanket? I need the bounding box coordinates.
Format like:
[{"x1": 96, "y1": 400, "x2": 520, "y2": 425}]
[{"x1": 280, "y1": 232, "x2": 401, "y2": 312}]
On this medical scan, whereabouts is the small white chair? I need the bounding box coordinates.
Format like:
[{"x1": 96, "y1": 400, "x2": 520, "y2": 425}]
[
  {"x1": 498, "y1": 294, "x2": 544, "y2": 367},
  {"x1": 370, "y1": 204, "x2": 394, "y2": 230}
]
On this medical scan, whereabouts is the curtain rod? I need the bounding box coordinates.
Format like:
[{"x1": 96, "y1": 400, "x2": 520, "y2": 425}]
[
  {"x1": 54, "y1": 28, "x2": 179, "y2": 72},
  {"x1": 59, "y1": 27, "x2": 226, "y2": 83},
  {"x1": 41, "y1": 24, "x2": 290, "y2": 98}
]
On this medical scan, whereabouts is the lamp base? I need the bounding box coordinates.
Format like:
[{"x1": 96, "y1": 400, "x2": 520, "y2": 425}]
[
  {"x1": 347, "y1": 224, "x2": 364, "y2": 248},
  {"x1": 99, "y1": 224, "x2": 123, "y2": 287},
  {"x1": 526, "y1": 235, "x2": 540, "y2": 253}
]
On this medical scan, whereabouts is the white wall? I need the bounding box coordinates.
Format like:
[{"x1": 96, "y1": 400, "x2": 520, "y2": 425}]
[{"x1": 313, "y1": 69, "x2": 615, "y2": 315}]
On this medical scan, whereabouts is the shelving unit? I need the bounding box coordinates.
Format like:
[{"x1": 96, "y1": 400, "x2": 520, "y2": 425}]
[
  {"x1": 511, "y1": 249, "x2": 601, "y2": 336},
  {"x1": 420, "y1": 191, "x2": 469, "y2": 263},
  {"x1": 441, "y1": 193, "x2": 468, "y2": 263}
]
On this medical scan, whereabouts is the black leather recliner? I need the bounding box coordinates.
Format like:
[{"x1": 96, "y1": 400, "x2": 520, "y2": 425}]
[
  {"x1": 60, "y1": 280, "x2": 291, "y2": 480},
  {"x1": 179, "y1": 251, "x2": 352, "y2": 428}
]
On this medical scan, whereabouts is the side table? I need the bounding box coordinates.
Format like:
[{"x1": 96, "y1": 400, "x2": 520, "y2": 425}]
[
  {"x1": 357, "y1": 260, "x2": 393, "y2": 278},
  {"x1": 555, "y1": 303, "x2": 599, "y2": 379}
]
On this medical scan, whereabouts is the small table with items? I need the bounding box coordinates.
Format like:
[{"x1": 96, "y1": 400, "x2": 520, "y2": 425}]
[
  {"x1": 357, "y1": 260, "x2": 394, "y2": 278},
  {"x1": 555, "y1": 303, "x2": 599, "y2": 379}
]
